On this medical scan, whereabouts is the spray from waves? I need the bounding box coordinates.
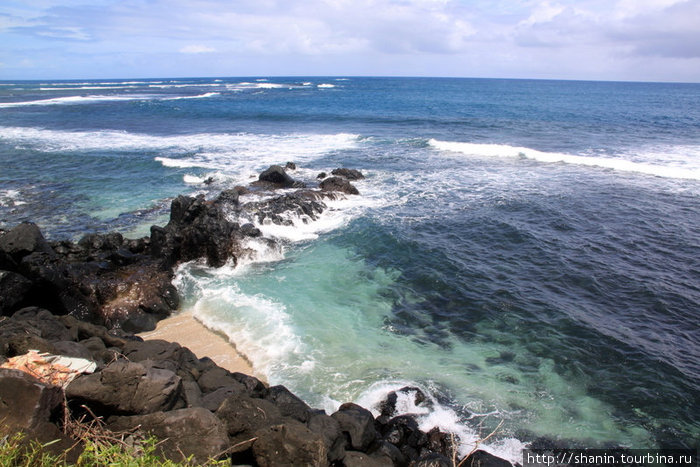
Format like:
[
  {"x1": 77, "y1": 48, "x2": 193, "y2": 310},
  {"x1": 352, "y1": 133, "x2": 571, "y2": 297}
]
[
  {"x1": 355, "y1": 381, "x2": 526, "y2": 463},
  {"x1": 0, "y1": 189, "x2": 25, "y2": 207},
  {"x1": 429, "y1": 139, "x2": 700, "y2": 181}
]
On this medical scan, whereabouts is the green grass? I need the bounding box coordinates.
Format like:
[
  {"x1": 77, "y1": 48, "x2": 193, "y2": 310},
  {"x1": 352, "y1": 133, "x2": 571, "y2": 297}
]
[{"x1": 0, "y1": 430, "x2": 231, "y2": 467}]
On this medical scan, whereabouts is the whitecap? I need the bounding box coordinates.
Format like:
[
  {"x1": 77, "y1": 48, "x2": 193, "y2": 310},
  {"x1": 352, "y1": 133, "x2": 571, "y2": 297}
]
[{"x1": 429, "y1": 139, "x2": 700, "y2": 181}]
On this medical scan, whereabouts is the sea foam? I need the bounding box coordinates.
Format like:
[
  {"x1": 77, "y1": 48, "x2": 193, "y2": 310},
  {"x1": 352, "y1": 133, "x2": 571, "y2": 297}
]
[{"x1": 429, "y1": 139, "x2": 700, "y2": 180}]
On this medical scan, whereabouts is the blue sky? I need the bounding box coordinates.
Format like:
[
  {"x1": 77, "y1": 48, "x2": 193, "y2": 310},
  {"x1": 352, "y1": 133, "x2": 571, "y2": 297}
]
[{"x1": 1, "y1": 0, "x2": 699, "y2": 82}]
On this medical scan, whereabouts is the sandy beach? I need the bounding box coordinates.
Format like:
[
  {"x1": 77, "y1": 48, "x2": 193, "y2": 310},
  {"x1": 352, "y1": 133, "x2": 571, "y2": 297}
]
[{"x1": 139, "y1": 311, "x2": 261, "y2": 379}]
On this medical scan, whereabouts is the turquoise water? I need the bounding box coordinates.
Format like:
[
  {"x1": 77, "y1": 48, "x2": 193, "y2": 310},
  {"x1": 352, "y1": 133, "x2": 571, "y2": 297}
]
[{"x1": 1, "y1": 77, "x2": 699, "y2": 458}]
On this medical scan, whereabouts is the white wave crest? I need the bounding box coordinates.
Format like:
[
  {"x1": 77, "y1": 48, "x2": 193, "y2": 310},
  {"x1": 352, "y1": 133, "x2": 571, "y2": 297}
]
[
  {"x1": 0, "y1": 95, "x2": 153, "y2": 108},
  {"x1": 162, "y1": 92, "x2": 220, "y2": 100},
  {"x1": 317, "y1": 83, "x2": 336, "y2": 88},
  {"x1": 429, "y1": 139, "x2": 700, "y2": 180},
  {"x1": 0, "y1": 127, "x2": 359, "y2": 175}
]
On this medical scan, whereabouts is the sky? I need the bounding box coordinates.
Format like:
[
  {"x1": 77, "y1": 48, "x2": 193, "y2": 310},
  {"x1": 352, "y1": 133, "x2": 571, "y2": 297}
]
[{"x1": 1, "y1": 0, "x2": 699, "y2": 82}]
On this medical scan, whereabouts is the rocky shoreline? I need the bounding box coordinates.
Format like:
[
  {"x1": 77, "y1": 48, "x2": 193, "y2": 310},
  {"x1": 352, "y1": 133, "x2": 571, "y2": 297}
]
[{"x1": 0, "y1": 164, "x2": 514, "y2": 466}]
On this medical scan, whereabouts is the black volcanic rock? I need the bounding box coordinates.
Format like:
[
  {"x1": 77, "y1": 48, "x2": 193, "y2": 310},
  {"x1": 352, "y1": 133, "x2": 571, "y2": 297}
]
[
  {"x1": 0, "y1": 270, "x2": 32, "y2": 316},
  {"x1": 108, "y1": 408, "x2": 229, "y2": 464},
  {"x1": 320, "y1": 176, "x2": 360, "y2": 195},
  {"x1": 257, "y1": 165, "x2": 304, "y2": 188},
  {"x1": 331, "y1": 167, "x2": 365, "y2": 180},
  {"x1": 332, "y1": 402, "x2": 378, "y2": 451},
  {"x1": 150, "y1": 194, "x2": 240, "y2": 268}
]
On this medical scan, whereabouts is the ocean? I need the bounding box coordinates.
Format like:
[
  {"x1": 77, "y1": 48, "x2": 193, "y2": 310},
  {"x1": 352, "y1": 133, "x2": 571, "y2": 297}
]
[{"x1": 1, "y1": 77, "x2": 698, "y2": 459}]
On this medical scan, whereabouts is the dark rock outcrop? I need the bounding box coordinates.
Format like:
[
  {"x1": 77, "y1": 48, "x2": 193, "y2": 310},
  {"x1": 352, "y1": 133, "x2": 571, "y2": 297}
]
[
  {"x1": 66, "y1": 360, "x2": 182, "y2": 415},
  {"x1": 109, "y1": 407, "x2": 229, "y2": 464},
  {"x1": 252, "y1": 421, "x2": 327, "y2": 467},
  {"x1": 331, "y1": 167, "x2": 365, "y2": 180},
  {"x1": 150, "y1": 194, "x2": 241, "y2": 268},
  {"x1": 0, "y1": 270, "x2": 32, "y2": 315},
  {"x1": 256, "y1": 165, "x2": 304, "y2": 189},
  {"x1": 332, "y1": 402, "x2": 378, "y2": 452},
  {"x1": 320, "y1": 176, "x2": 360, "y2": 195}
]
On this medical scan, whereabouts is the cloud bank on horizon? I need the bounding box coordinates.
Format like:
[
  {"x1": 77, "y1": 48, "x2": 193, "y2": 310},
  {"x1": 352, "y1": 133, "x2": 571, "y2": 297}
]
[{"x1": 1, "y1": 0, "x2": 698, "y2": 82}]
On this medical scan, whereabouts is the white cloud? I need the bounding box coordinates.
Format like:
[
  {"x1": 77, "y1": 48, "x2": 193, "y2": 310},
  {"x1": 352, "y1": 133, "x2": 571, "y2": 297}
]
[
  {"x1": 179, "y1": 44, "x2": 216, "y2": 54},
  {"x1": 0, "y1": 0, "x2": 698, "y2": 81}
]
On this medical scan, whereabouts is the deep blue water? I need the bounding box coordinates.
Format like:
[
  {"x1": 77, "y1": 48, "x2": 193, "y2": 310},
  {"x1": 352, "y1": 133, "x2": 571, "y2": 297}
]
[{"x1": 1, "y1": 77, "x2": 699, "y2": 457}]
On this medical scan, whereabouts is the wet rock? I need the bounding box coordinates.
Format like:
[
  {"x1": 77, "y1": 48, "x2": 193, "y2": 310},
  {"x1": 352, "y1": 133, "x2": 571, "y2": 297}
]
[
  {"x1": 151, "y1": 194, "x2": 240, "y2": 268},
  {"x1": 249, "y1": 191, "x2": 327, "y2": 226},
  {"x1": 66, "y1": 360, "x2": 181, "y2": 415},
  {"x1": 252, "y1": 421, "x2": 327, "y2": 467},
  {"x1": 240, "y1": 223, "x2": 262, "y2": 237},
  {"x1": 332, "y1": 402, "x2": 378, "y2": 451},
  {"x1": 379, "y1": 386, "x2": 429, "y2": 418},
  {"x1": 320, "y1": 176, "x2": 359, "y2": 195},
  {"x1": 0, "y1": 270, "x2": 32, "y2": 316},
  {"x1": 317, "y1": 172, "x2": 327, "y2": 179},
  {"x1": 285, "y1": 161, "x2": 297, "y2": 170},
  {"x1": 215, "y1": 189, "x2": 240, "y2": 206},
  {"x1": 331, "y1": 168, "x2": 365, "y2": 180},
  {"x1": 382, "y1": 415, "x2": 426, "y2": 449},
  {"x1": 257, "y1": 165, "x2": 304, "y2": 188},
  {"x1": 109, "y1": 407, "x2": 229, "y2": 464}
]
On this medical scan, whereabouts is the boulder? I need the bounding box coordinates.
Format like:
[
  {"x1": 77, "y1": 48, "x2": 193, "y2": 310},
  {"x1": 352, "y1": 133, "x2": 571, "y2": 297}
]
[
  {"x1": 197, "y1": 366, "x2": 245, "y2": 394},
  {"x1": 265, "y1": 385, "x2": 313, "y2": 423},
  {"x1": 215, "y1": 189, "x2": 240, "y2": 206},
  {"x1": 331, "y1": 402, "x2": 378, "y2": 452},
  {"x1": 240, "y1": 223, "x2": 262, "y2": 237},
  {"x1": 252, "y1": 421, "x2": 327, "y2": 467},
  {"x1": 331, "y1": 168, "x2": 365, "y2": 180},
  {"x1": 343, "y1": 451, "x2": 393, "y2": 467},
  {"x1": 0, "y1": 369, "x2": 64, "y2": 431},
  {"x1": 319, "y1": 176, "x2": 359, "y2": 195},
  {"x1": 0, "y1": 270, "x2": 32, "y2": 316},
  {"x1": 0, "y1": 222, "x2": 55, "y2": 264},
  {"x1": 150, "y1": 195, "x2": 240, "y2": 268},
  {"x1": 66, "y1": 360, "x2": 181, "y2": 415},
  {"x1": 461, "y1": 450, "x2": 513, "y2": 467},
  {"x1": 413, "y1": 452, "x2": 453, "y2": 467},
  {"x1": 257, "y1": 165, "x2": 301, "y2": 188},
  {"x1": 307, "y1": 412, "x2": 346, "y2": 463},
  {"x1": 217, "y1": 394, "x2": 282, "y2": 437},
  {"x1": 108, "y1": 407, "x2": 229, "y2": 464},
  {"x1": 285, "y1": 161, "x2": 297, "y2": 170}
]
